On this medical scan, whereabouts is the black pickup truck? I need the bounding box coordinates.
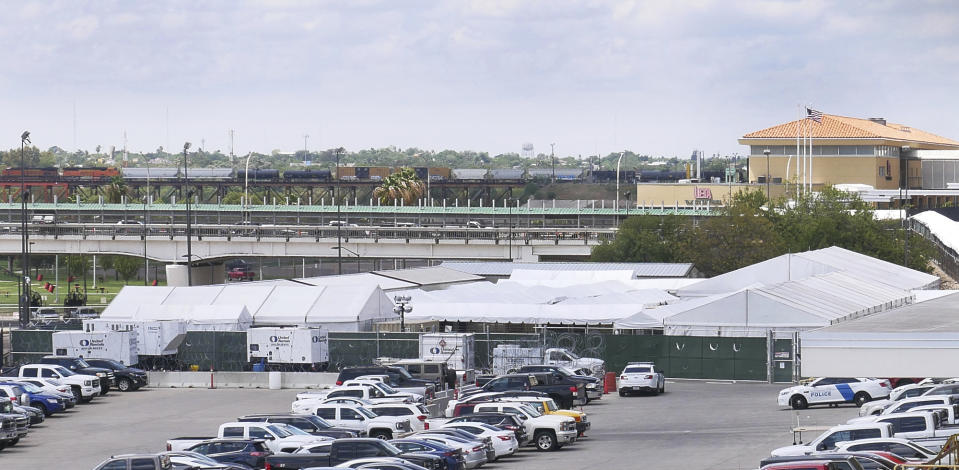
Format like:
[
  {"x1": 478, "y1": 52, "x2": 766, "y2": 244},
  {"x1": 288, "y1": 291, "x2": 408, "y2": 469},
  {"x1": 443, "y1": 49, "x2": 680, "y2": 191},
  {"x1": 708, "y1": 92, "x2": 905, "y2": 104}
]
[
  {"x1": 477, "y1": 373, "x2": 587, "y2": 408},
  {"x1": 265, "y1": 438, "x2": 442, "y2": 470},
  {"x1": 40, "y1": 356, "x2": 114, "y2": 394}
]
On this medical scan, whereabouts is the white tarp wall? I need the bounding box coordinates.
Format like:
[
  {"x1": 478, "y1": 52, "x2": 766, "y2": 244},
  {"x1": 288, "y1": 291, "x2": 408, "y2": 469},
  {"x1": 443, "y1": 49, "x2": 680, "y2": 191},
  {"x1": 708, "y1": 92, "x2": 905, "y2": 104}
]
[{"x1": 134, "y1": 304, "x2": 253, "y2": 331}]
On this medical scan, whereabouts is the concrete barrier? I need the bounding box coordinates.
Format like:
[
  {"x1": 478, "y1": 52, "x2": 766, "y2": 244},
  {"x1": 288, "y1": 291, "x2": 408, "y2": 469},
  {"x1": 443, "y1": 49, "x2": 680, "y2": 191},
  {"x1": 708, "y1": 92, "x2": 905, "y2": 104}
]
[{"x1": 146, "y1": 371, "x2": 339, "y2": 389}]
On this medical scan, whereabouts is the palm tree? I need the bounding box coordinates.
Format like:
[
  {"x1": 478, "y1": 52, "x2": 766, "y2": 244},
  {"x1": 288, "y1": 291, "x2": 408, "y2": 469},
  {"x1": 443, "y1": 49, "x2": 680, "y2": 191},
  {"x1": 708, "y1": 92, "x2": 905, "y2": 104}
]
[
  {"x1": 373, "y1": 167, "x2": 425, "y2": 205},
  {"x1": 105, "y1": 175, "x2": 130, "y2": 203}
]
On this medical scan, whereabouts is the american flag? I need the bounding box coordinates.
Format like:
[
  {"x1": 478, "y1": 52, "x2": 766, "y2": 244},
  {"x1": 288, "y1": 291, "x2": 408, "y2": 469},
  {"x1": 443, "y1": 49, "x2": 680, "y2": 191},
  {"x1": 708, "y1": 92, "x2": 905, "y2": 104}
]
[{"x1": 806, "y1": 107, "x2": 823, "y2": 123}]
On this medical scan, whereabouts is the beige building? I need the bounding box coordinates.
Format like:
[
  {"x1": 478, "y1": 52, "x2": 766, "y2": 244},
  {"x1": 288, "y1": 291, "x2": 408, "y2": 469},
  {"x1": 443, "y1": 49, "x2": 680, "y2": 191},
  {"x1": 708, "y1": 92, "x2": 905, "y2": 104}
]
[
  {"x1": 739, "y1": 114, "x2": 959, "y2": 190},
  {"x1": 634, "y1": 182, "x2": 784, "y2": 209}
]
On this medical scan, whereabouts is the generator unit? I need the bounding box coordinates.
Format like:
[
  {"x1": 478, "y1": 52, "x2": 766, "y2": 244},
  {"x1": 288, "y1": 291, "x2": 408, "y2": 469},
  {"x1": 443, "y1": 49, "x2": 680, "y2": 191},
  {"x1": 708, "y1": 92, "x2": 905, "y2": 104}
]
[
  {"x1": 247, "y1": 327, "x2": 329, "y2": 366},
  {"x1": 83, "y1": 319, "x2": 187, "y2": 356},
  {"x1": 52, "y1": 330, "x2": 138, "y2": 365},
  {"x1": 419, "y1": 333, "x2": 475, "y2": 371}
]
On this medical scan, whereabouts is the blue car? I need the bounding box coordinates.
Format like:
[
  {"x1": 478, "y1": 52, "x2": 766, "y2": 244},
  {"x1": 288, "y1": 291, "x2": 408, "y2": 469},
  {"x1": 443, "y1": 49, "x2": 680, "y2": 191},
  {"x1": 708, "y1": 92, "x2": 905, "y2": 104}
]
[
  {"x1": 0, "y1": 382, "x2": 67, "y2": 416},
  {"x1": 391, "y1": 438, "x2": 467, "y2": 470}
]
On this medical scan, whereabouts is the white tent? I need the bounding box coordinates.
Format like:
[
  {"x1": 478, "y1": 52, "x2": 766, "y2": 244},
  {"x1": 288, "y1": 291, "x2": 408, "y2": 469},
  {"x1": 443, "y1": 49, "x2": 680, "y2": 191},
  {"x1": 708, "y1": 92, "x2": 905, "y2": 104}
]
[
  {"x1": 677, "y1": 246, "x2": 939, "y2": 297},
  {"x1": 104, "y1": 284, "x2": 396, "y2": 331}
]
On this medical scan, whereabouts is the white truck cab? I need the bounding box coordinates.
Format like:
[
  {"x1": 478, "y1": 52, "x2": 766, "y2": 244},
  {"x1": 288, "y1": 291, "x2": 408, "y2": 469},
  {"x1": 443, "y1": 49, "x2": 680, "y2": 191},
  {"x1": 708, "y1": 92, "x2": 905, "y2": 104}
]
[
  {"x1": 771, "y1": 423, "x2": 892, "y2": 456},
  {"x1": 473, "y1": 402, "x2": 577, "y2": 451},
  {"x1": 17, "y1": 364, "x2": 100, "y2": 403},
  {"x1": 217, "y1": 421, "x2": 328, "y2": 453},
  {"x1": 294, "y1": 403, "x2": 411, "y2": 440}
]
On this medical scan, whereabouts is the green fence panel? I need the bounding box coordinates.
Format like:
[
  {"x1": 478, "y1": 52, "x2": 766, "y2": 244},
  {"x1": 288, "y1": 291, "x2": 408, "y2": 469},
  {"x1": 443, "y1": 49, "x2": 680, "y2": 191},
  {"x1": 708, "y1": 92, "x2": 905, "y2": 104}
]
[
  {"x1": 731, "y1": 337, "x2": 768, "y2": 381},
  {"x1": 11, "y1": 330, "x2": 53, "y2": 354},
  {"x1": 773, "y1": 338, "x2": 794, "y2": 383},
  {"x1": 701, "y1": 358, "x2": 735, "y2": 379},
  {"x1": 665, "y1": 337, "x2": 703, "y2": 378},
  {"x1": 602, "y1": 335, "x2": 666, "y2": 373}
]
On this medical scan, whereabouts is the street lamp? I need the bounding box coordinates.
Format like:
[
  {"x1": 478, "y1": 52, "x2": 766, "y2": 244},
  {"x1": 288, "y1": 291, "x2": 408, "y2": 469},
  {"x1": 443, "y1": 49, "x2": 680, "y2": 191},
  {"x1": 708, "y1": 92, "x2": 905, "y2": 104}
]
[
  {"x1": 144, "y1": 156, "x2": 151, "y2": 286},
  {"x1": 19, "y1": 131, "x2": 31, "y2": 328},
  {"x1": 244, "y1": 152, "x2": 253, "y2": 221},
  {"x1": 550, "y1": 143, "x2": 556, "y2": 183},
  {"x1": 393, "y1": 295, "x2": 412, "y2": 332},
  {"x1": 763, "y1": 148, "x2": 771, "y2": 202},
  {"x1": 183, "y1": 142, "x2": 192, "y2": 286},
  {"x1": 333, "y1": 147, "x2": 344, "y2": 275},
  {"x1": 615, "y1": 151, "x2": 625, "y2": 212},
  {"x1": 330, "y1": 246, "x2": 361, "y2": 273}
]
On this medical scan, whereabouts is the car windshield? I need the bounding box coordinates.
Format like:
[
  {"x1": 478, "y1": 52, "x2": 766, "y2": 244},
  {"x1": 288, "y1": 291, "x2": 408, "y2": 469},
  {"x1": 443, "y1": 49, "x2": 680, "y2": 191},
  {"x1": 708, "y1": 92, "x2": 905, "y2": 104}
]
[
  {"x1": 565, "y1": 350, "x2": 581, "y2": 360},
  {"x1": 357, "y1": 407, "x2": 379, "y2": 418},
  {"x1": 268, "y1": 424, "x2": 293, "y2": 437},
  {"x1": 306, "y1": 415, "x2": 333, "y2": 429},
  {"x1": 53, "y1": 366, "x2": 74, "y2": 376},
  {"x1": 279, "y1": 424, "x2": 311, "y2": 436},
  {"x1": 479, "y1": 424, "x2": 502, "y2": 432},
  {"x1": 543, "y1": 400, "x2": 559, "y2": 412},
  {"x1": 97, "y1": 359, "x2": 124, "y2": 369},
  {"x1": 75, "y1": 358, "x2": 92, "y2": 368},
  {"x1": 526, "y1": 402, "x2": 545, "y2": 413},
  {"x1": 381, "y1": 442, "x2": 404, "y2": 455},
  {"x1": 625, "y1": 367, "x2": 651, "y2": 373},
  {"x1": 519, "y1": 405, "x2": 542, "y2": 418},
  {"x1": 377, "y1": 382, "x2": 399, "y2": 394},
  {"x1": 393, "y1": 368, "x2": 414, "y2": 380},
  {"x1": 17, "y1": 382, "x2": 42, "y2": 393},
  {"x1": 556, "y1": 366, "x2": 578, "y2": 376}
]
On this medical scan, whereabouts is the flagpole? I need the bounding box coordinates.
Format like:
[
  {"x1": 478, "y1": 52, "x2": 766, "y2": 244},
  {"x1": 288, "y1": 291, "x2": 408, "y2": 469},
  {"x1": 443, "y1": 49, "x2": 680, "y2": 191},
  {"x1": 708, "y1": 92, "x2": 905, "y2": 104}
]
[
  {"x1": 810, "y1": 110, "x2": 815, "y2": 192},
  {"x1": 796, "y1": 105, "x2": 801, "y2": 199},
  {"x1": 807, "y1": 107, "x2": 813, "y2": 192}
]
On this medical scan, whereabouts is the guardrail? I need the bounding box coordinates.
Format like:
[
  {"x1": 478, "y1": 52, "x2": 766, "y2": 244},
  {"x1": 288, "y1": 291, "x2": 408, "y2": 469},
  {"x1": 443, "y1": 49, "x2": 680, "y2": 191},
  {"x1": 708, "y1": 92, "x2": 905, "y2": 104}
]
[{"x1": 0, "y1": 222, "x2": 617, "y2": 245}]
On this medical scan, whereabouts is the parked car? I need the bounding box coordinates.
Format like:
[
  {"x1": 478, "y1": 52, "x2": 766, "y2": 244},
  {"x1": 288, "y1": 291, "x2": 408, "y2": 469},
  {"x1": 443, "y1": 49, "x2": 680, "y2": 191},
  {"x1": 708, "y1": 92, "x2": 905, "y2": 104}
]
[
  {"x1": 516, "y1": 364, "x2": 602, "y2": 401},
  {"x1": 40, "y1": 355, "x2": 114, "y2": 394},
  {"x1": 180, "y1": 439, "x2": 272, "y2": 469},
  {"x1": 445, "y1": 413, "x2": 528, "y2": 445},
  {"x1": 389, "y1": 438, "x2": 467, "y2": 470},
  {"x1": 499, "y1": 397, "x2": 590, "y2": 436},
  {"x1": 70, "y1": 307, "x2": 100, "y2": 319},
  {"x1": 410, "y1": 435, "x2": 487, "y2": 469},
  {"x1": 858, "y1": 383, "x2": 939, "y2": 416},
  {"x1": 367, "y1": 403, "x2": 432, "y2": 432},
  {"x1": 7, "y1": 377, "x2": 77, "y2": 408},
  {"x1": 164, "y1": 450, "x2": 255, "y2": 470},
  {"x1": 293, "y1": 403, "x2": 412, "y2": 439},
  {"x1": 236, "y1": 413, "x2": 358, "y2": 439},
  {"x1": 264, "y1": 438, "x2": 442, "y2": 470},
  {"x1": 771, "y1": 423, "x2": 894, "y2": 456},
  {"x1": 831, "y1": 437, "x2": 937, "y2": 461},
  {"x1": 84, "y1": 358, "x2": 149, "y2": 392},
  {"x1": 847, "y1": 395, "x2": 959, "y2": 424},
  {"x1": 32, "y1": 308, "x2": 59, "y2": 321},
  {"x1": 166, "y1": 421, "x2": 330, "y2": 454},
  {"x1": 92, "y1": 453, "x2": 174, "y2": 470},
  {"x1": 16, "y1": 363, "x2": 101, "y2": 403},
  {"x1": 0, "y1": 382, "x2": 66, "y2": 416},
  {"x1": 617, "y1": 362, "x2": 666, "y2": 396},
  {"x1": 471, "y1": 402, "x2": 577, "y2": 451},
  {"x1": 335, "y1": 366, "x2": 436, "y2": 399},
  {"x1": 438, "y1": 422, "x2": 518, "y2": 460},
  {"x1": 385, "y1": 360, "x2": 452, "y2": 390},
  {"x1": 778, "y1": 378, "x2": 892, "y2": 409},
  {"x1": 444, "y1": 391, "x2": 549, "y2": 417},
  {"x1": 477, "y1": 373, "x2": 586, "y2": 409}
]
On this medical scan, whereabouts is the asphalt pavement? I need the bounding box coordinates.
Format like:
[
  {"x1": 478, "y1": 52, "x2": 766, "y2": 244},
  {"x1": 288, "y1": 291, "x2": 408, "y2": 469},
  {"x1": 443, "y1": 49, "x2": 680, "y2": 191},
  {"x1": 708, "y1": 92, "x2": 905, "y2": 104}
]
[{"x1": 0, "y1": 380, "x2": 856, "y2": 470}]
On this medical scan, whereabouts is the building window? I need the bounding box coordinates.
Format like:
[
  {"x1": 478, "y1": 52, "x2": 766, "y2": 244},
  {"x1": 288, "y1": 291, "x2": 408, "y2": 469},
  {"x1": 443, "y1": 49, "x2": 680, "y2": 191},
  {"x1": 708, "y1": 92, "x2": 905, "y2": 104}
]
[{"x1": 879, "y1": 166, "x2": 886, "y2": 177}]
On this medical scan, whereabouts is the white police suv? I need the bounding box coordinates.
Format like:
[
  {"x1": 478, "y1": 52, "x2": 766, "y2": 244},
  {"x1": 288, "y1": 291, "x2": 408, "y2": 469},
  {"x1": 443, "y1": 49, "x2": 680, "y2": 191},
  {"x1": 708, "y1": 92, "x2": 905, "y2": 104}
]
[{"x1": 778, "y1": 377, "x2": 891, "y2": 409}]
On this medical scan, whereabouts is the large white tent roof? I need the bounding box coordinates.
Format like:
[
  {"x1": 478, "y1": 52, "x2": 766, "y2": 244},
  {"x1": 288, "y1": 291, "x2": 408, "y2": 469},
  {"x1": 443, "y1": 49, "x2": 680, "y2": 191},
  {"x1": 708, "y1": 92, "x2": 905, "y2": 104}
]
[
  {"x1": 400, "y1": 281, "x2": 676, "y2": 325},
  {"x1": 677, "y1": 246, "x2": 939, "y2": 297}
]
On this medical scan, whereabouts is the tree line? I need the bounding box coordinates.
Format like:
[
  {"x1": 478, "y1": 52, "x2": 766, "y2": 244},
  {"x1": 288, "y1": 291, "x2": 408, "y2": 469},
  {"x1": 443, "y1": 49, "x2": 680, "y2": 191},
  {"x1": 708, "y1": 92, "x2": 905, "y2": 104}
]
[{"x1": 591, "y1": 188, "x2": 934, "y2": 276}]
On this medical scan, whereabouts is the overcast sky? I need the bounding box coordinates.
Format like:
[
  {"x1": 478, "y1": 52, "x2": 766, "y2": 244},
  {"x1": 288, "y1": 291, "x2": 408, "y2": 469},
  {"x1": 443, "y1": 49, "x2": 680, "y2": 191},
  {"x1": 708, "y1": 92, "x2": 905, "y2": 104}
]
[{"x1": 2, "y1": 0, "x2": 958, "y2": 159}]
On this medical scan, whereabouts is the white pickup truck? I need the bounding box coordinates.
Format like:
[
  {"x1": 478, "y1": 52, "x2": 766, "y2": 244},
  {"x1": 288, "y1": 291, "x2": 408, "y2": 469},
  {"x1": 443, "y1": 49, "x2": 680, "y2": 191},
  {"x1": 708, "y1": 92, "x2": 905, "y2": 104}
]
[
  {"x1": 774, "y1": 411, "x2": 958, "y2": 457},
  {"x1": 166, "y1": 421, "x2": 330, "y2": 453},
  {"x1": 293, "y1": 403, "x2": 412, "y2": 440},
  {"x1": 771, "y1": 423, "x2": 893, "y2": 456},
  {"x1": 473, "y1": 401, "x2": 577, "y2": 451},
  {"x1": 858, "y1": 382, "x2": 939, "y2": 416},
  {"x1": 847, "y1": 395, "x2": 958, "y2": 424},
  {"x1": 17, "y1": 364, "x2": 101, "y2": 403}
]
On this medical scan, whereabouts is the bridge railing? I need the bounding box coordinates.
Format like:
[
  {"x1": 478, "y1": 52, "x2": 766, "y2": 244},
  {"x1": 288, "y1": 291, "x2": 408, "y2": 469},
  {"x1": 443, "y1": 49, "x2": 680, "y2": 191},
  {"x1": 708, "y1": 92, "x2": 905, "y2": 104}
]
[{"x1": 0, "y1": 222, "x2": 617, "y2": 245}]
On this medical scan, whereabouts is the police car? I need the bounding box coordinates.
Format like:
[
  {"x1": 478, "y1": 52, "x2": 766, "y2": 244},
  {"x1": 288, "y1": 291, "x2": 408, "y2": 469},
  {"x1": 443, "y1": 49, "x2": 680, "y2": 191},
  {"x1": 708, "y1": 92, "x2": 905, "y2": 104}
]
[{"x1": 778, "y1": 377, "x2": 891, "y2": 409}]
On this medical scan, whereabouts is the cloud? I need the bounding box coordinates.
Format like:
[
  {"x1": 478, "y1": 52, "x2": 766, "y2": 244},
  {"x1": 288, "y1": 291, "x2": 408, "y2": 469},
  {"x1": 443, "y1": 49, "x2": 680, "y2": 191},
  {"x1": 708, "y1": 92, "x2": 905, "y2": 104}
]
[{"x1": 62, "y1": 14, "x2": 100, "y2": 40}]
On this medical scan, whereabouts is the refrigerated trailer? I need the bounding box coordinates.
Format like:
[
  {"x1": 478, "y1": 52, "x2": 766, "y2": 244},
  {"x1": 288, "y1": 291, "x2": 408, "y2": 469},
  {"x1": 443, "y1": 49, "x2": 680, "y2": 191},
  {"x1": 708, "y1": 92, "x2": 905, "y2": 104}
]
[
  {"x1": 52, "y1": 330, "x2": 138, "y2": 365},
  {"x1": 247, "y1": 327, "x2": 329, "y2": 367},
  {"x1": 419, "y1": 333, "x2": 475, "y2": 371}
]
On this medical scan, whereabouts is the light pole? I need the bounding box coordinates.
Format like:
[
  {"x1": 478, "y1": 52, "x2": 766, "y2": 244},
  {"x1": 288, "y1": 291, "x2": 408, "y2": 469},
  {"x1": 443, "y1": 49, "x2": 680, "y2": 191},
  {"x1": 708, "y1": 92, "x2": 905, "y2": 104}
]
[
  {"x1": 183, "y1": 142, "x2": 192, "y2": 286},
  {"x1": 19, "y1": 131, "x2": 30, "y2": 328},
  {"x1": 331, "y1": 246, "x2": 361, "y2": 273},
  {"x1": 615, "y1": 151, "x2": 625, "y2": 212},
  {"x1": 764, "y1": 148, "x2": 771, "y2": 202},
  {"x1": 144, "y1": 156, "x2": 150, "y2": 285},
  {"x1": 244, "y1": 152, "x2": 253, "y2": 221},
  {"x1": 334, "y1": 147, "x2": 344, "y2": 275},
  {"x1": 550, "y1": 143, "x2": 556, "y2": 183},
  {"x1": 393, "y1": 295, "x2": 412, "y2": 332}
]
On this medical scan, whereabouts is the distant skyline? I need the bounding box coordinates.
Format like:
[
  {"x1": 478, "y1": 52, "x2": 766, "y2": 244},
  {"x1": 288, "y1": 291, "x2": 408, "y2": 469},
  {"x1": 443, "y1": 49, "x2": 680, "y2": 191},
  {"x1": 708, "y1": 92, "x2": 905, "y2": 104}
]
[{"x1": 2, "y1": 1, "x2": 958, "y2": 159}]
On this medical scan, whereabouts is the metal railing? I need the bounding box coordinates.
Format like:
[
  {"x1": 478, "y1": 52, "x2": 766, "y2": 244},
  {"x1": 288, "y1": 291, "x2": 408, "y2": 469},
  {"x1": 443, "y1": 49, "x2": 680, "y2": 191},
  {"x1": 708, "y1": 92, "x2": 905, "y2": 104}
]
[{"x1": 0, "y1": 222, "x2": 617, "y2": 245}]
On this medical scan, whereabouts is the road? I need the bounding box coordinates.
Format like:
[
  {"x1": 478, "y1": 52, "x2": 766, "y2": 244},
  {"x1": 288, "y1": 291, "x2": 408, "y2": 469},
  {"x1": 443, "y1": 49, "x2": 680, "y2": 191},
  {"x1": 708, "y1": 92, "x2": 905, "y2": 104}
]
[{"x1": 0, "y1": 380, "x2": 854, "y2": 469}]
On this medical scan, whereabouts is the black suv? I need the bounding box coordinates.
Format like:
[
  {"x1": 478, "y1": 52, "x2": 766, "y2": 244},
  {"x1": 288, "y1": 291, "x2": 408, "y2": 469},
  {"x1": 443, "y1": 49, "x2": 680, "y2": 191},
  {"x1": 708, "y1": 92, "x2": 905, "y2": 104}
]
[
  {"x1": 40, "y1": 356, "x2": 114, "y2": 394},
  {"x1": 336, "y1": 366, "x2": 436, "y2": 398},
  {"x1": 237, "y1": 413, "x2": 358, "y2": 439},
  {"x1": 84, "y1": 358, "x2": 149, "y2": 392}
]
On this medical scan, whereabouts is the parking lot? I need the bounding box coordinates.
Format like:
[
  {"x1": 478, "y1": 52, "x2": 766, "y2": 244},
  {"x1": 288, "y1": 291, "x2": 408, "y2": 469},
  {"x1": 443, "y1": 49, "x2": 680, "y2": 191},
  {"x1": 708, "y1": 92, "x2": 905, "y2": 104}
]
[{"x1": 0, "y1": 380, "x2": 861, "y2": 469}]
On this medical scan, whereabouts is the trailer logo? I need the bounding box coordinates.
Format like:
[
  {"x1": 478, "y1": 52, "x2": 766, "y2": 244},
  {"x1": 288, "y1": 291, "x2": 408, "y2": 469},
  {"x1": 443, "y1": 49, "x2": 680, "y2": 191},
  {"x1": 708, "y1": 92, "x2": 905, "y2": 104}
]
[
  {"x1": 270, "y1": 335, "x2": 291, "y2": 344},
  {"x1": 80, "y1": 339, "x2": 90, "y2": 347},
  {"x1": 429, "y1": 347, "x2": 441, "y2": 354},
  {"x1": 312, "y1": 336, "x2": 326, "y2": 343}
]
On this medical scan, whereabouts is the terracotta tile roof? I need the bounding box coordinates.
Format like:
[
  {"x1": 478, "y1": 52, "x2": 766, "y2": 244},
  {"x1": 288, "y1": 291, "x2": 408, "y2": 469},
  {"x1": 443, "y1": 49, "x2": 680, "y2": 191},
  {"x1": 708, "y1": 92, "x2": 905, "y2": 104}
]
[{"x1": 742, "y1": 114, "x2": 959, "y2": 147}]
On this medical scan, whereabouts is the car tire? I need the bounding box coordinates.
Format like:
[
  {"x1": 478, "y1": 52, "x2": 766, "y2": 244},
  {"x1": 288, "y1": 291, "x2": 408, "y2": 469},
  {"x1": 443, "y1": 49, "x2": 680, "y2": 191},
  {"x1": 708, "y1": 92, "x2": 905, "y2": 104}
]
[
  {"x1": 534, "y1": 430, "x2": 558, "y2": 451},
  {"x1": 117, "y1": 378, "x2": 133, "y2": 392},
  {"x1": 790, "y1": 395, "x2": 808, "y2": 410},
  {"x1": 32, "y1": 402, "x2": 50, "y2": 416},
  {"x1": 10, "y1": 438, "x2": 18, "y2": 446},
  {"x1": 618, "y1": 388, "x2": 628, "y2": 397},
  {"x1": 71, "y1": 386, "x2": 82, "y2": 403},
  {"x1": 371, "y1": 430, "x2": 392, "y2": 440},
  {"x1": 854, "y1": 392, "x2": 871, "y2": 407},
  {"x1": 660, "y1": 381, "x2": 665, "y2": 394}
]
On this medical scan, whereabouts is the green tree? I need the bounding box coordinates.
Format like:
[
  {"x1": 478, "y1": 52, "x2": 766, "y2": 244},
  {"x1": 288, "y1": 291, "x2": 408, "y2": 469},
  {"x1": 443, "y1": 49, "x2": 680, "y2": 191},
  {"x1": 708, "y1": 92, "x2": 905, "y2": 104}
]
[
  {"x1": 105, "y1": 175, "x2": 131, "y2": 203},
  {"x1": 373, "y1": 167, "x2": 425, "y2": 204},
  {"x1": 113, "y1": 256, "x2": 141, "y2": 284},
  {"x1": 64, "y1": 255, "x2": 89, "y2": 278},
  {"x1": 592, "y1": 215, "x2": 690, "y2": 262}
]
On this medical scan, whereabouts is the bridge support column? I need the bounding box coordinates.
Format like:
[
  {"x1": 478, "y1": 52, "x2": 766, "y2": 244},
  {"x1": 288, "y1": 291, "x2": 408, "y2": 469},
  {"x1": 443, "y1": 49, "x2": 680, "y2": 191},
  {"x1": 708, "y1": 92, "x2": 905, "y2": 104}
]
[
  {"x1": 166, "y1": 263, "x2": 225, "y2": 286},
  {"x1": 513, "y1": 246, "x2": 539, "y2": 262}
]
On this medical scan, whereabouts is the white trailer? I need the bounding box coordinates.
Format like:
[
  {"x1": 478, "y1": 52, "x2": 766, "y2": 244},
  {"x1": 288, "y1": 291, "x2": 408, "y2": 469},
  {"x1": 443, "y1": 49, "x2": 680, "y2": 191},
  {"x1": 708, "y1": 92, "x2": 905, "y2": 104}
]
[
  {"x1": 52, "y1": 330, "x2": 139, "y2": 365},
  {"x1": 83, "y1": 319, "x2": 187, "y2": 356},
  {"x1": 247, "y1": 327, "x2": 329, "y2": 365},
  {"x1": 419, "y1": 333, "x2": 475, "y2": 371}
]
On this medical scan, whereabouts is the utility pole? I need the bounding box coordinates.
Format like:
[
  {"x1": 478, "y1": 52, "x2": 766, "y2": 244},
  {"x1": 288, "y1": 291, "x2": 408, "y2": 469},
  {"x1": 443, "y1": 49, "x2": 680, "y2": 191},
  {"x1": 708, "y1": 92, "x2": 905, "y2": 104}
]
[
  {"x1": 19, "y1": 131, "x2": 31, "y2": 328},
  {"x1": 334, "y1": 147, "x2": 344, "y2": 275},
  {"x1": 183, "y1": 142, "x2": 192, "y2": 286},
  {"x1": 550, "y1": 143, "x2": 556, "y2": 183}
]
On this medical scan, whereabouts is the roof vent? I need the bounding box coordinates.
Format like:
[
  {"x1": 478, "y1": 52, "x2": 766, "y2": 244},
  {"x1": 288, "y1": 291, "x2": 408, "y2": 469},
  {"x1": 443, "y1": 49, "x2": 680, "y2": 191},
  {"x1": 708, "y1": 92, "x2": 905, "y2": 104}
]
[{"x1": 868, "y1": 118, "x2": 887, "y2": 126}]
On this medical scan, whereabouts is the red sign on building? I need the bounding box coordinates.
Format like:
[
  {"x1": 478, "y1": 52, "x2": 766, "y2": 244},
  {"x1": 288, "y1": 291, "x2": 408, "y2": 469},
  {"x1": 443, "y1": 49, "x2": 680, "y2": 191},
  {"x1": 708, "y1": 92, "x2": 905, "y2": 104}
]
[{"x1": 694, "y1": 187, "x2": 712, "y2": 199}]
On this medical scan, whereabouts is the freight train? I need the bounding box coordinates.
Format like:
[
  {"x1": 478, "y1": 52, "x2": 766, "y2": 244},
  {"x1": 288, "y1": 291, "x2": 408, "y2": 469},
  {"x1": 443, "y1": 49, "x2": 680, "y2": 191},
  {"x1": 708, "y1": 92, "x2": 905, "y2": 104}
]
[{"x1": 0, "y1": 166, "x2": 743, "y2": 185}]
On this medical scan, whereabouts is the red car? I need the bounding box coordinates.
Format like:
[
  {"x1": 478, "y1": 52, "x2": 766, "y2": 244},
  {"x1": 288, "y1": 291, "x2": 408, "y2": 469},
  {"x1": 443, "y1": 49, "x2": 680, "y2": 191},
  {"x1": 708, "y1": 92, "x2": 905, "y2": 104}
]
[{"x1": 227, "y1": 267, "x2": 255, "y2": 281}]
